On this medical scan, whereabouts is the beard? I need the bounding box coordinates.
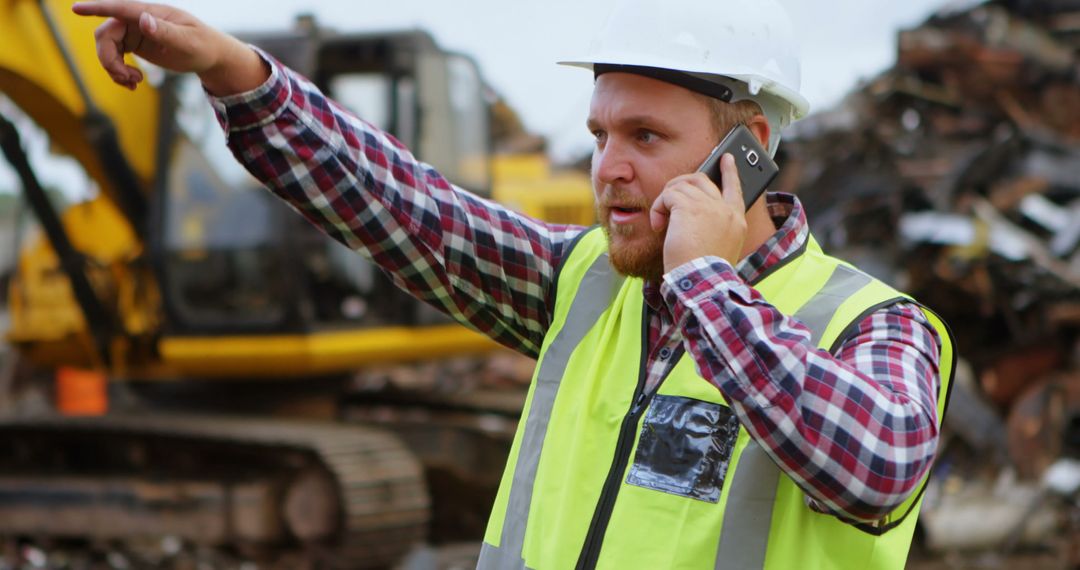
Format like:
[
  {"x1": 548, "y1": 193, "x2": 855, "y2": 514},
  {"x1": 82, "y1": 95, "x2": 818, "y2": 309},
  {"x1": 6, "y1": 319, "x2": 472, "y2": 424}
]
[
  {"x1": 603, "y1": 223, "x2": 665, "y2": 282},
  {"x1": 596, "y1": 188, "x2": 666, "y2": 282}
]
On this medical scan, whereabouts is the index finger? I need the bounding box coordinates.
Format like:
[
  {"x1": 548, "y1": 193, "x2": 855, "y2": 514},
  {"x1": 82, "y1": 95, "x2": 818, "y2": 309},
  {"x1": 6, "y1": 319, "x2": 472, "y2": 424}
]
[
  {"x1": 72, "y1": 1, "x2": 152, "y2": 21},
  {"x1": 718, "y1": 153, "x2": 745, "y2": 211}
]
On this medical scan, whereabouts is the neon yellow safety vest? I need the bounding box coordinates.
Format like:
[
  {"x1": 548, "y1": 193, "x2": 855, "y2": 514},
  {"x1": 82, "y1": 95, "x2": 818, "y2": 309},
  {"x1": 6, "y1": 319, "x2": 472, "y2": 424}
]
[{"x1": 478, "y1": 227, "x2": 954, "y2": 570}]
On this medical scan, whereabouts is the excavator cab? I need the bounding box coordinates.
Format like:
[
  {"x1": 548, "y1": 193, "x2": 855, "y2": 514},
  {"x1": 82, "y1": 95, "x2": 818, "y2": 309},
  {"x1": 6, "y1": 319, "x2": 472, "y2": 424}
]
[{"x1": 1, "y1": 7, "x2": 501, "y2": 378}]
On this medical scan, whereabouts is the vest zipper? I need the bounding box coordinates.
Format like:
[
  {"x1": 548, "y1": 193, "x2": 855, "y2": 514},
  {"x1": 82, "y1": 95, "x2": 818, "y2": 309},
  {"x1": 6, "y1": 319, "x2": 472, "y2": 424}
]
[{"x1": 575, "y1": 306, "x2": 652, "y2": 570}]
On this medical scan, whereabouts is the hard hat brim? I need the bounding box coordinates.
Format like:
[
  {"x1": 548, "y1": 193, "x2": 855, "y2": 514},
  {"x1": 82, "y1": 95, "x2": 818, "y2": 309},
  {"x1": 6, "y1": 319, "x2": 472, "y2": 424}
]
[{"x1": 558, "y1": 59, "x2": 810, "y2": 120}]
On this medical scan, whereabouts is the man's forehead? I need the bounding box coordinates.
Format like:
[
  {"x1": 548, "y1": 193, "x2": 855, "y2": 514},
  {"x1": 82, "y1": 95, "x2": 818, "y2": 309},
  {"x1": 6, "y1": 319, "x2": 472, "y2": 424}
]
[{"x1": 588, "y1": 73, "x2": 709, "y2": 121}]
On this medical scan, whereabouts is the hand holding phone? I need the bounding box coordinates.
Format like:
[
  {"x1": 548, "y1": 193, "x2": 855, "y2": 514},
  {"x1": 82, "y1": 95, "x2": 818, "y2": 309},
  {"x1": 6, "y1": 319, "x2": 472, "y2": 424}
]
[
  {"x1": 696, "y1": 124, "x2": 778, "y2": 211},
  {"x1": 649, "y1": 124, "x2": 777, "y2": 273}
]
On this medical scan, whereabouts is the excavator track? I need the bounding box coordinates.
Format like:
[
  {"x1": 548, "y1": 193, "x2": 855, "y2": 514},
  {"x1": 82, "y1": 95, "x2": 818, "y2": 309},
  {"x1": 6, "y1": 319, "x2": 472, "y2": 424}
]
[{"x1": 0, "y1": 413, "x2": 429, "y2": 569}]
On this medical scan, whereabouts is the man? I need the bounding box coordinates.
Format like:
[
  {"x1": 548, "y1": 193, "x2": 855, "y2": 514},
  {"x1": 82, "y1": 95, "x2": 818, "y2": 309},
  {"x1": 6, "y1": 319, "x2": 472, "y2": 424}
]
[{"x1": 74, "y1": 0, "x2": 954, "y2": 568}]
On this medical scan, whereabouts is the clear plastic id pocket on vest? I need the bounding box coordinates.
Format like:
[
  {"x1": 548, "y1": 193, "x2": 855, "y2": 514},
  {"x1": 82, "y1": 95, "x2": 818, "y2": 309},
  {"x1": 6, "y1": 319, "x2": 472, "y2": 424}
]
[{"x1": 626, "y1": 394, "x2": 740, "y2": 503}]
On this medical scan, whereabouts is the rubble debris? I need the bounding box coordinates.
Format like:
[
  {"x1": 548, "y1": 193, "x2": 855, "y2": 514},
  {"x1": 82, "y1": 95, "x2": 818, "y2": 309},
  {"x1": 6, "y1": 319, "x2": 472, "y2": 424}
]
[
  {"x1": 1006, "y1": 373, "x2": 1080, "y2": 479},
  {"x1": 942, "y1": 359, "x2": 1010, "y2": 466},
  {"x1": 780, "y1": 0, "x2": 1080, "y2": 419},
  {"x1": 920, "y1": 468, "x2": 1059, "y2": 551},
  {"x1": 778, "y1": 0, "x2": 1080, "y2": 562}
]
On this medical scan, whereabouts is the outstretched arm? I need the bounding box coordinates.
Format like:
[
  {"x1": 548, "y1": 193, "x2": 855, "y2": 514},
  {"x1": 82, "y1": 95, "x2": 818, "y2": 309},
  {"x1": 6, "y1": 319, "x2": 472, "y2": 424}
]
[
  {"x1": 74, "y1": 1, "x2": 586, "y2": 355},
  {"x1": 211, "y1": 56, "x2": 583, "y2": 355}
]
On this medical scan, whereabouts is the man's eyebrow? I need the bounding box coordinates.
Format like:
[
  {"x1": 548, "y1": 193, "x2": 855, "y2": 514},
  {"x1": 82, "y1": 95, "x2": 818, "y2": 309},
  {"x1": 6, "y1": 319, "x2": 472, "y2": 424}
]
[{"x1": 586, "y1": 115, "x2": 674, "y2": 132}]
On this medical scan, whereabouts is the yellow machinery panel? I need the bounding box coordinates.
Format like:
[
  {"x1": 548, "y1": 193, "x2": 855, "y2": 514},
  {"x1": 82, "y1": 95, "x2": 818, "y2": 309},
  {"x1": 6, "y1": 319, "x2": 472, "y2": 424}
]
[
  {"x1": 0, "y1": 0, "x2": 160, "y2": 188},
  {"x1": 158, "y1": 325, "x2": 500, "y2": 379}
]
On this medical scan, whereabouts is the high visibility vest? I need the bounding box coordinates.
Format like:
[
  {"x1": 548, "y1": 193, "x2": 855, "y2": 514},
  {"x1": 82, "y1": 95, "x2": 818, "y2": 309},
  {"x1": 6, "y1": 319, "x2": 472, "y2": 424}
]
[{"x1": 478, "y1": 227, "x2": 955, "y2": 570}]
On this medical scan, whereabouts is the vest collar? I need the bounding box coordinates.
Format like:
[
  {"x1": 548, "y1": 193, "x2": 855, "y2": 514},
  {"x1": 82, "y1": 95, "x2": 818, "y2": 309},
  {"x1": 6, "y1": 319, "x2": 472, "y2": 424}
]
[{"x1": 736, "y1": 192, "x2": 808, "y2": 284}]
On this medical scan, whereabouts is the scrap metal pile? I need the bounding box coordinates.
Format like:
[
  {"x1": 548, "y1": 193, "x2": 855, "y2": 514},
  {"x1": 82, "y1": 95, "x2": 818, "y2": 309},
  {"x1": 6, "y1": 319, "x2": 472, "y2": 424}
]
[{"x1": 775, "y1": 0, "x2": 1080, "y2": 562}]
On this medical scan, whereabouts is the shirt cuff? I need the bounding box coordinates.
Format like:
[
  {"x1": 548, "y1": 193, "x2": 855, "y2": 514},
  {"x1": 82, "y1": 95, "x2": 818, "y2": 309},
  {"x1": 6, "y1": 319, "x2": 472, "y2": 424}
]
[
  {"x1": 660, "y1": 256, "x2": 755, "y2": 326},
  {"x1": 207, "y1": 46, "x2": 292, "y2": 133}
]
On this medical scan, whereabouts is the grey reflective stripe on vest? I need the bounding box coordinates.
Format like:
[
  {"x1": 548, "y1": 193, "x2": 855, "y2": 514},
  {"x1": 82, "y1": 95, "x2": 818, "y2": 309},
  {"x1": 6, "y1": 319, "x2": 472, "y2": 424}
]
[
  {"x1": 478, "y1": 254, "x2": 621, "y2": 570},
  {"x1": 791, "y1": 265, "x2": 872, "y2": 346},
  {"x1": 714, "y1": 442, "x2": 781, "y2": 570},
  {"x1": 713, "y1": 264, "x2": 873, "y2": 569}
]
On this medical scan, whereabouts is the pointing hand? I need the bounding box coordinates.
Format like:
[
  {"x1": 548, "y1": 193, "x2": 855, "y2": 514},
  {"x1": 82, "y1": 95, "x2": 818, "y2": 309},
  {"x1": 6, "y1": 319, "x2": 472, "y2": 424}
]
[{"x1": 72, "y1": 1, "x2": 268, "y2": 94}]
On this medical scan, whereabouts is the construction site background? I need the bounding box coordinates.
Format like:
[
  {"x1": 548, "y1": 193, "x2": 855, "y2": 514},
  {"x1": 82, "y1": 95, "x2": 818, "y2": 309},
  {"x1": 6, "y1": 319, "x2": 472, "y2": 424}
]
[{"x1": 1, "y1": 0, "x2": 1079, "y2": 568}]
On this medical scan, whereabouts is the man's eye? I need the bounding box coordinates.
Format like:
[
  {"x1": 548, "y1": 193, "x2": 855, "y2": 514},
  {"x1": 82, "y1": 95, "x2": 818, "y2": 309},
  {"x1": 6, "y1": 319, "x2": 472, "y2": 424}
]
[
  {"x1": 637, "y1": 130, "x2": 658, "y2": 143},
  {"x1": 592, "y1": 130, "x2": 607, "y2": 144}
]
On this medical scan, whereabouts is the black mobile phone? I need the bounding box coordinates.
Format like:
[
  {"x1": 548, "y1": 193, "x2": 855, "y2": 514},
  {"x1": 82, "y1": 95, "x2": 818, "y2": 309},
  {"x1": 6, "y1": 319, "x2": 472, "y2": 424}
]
[{"x1": 696, "y1": 124, "x2": 778, "y2": 211}]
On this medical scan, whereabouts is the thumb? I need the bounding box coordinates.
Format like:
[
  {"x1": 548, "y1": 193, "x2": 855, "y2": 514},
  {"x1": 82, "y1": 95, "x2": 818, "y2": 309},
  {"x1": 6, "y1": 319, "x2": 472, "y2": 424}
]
[
  {"x1": 138, "y1": 11, "x2": 164, "y2": 43},
  {"x1": 135, "y1": 10, "x2": 201, "y2": 71},
  {"x1": 138, "y1": 11, "x2": 190, "y2": 54}
]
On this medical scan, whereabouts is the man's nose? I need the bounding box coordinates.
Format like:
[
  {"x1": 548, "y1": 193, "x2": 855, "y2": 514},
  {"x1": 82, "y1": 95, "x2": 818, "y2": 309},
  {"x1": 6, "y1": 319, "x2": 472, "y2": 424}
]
[{"x1": 593, "y1": 140, "x2": 634, "y2": 186}]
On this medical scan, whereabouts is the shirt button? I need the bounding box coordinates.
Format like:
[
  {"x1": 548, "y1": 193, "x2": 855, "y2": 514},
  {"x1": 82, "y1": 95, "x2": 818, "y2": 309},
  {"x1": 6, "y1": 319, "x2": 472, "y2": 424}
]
[
  {"x1": 679, "y1": 278, "x2": 694, "y2": 291},
  {"x1": 659, "y1": 347, "x2": 672, "y2": 360}
]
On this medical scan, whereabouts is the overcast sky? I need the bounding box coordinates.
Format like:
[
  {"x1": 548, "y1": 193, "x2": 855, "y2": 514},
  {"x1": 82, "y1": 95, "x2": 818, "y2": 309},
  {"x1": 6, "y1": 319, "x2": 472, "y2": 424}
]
[{"x1": 0, "y1": 0, "x2": 952, "y2": 197}]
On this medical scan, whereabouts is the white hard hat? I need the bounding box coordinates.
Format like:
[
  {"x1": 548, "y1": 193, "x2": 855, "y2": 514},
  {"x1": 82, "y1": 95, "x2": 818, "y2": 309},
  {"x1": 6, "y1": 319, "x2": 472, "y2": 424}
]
[{"x1": 560, "y1": 0, "x2": 809, "y2": 154}]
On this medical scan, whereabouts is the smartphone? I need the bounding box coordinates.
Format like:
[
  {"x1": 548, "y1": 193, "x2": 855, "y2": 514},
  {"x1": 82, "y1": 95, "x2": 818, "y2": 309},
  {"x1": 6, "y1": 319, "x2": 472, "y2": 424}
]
[{"x1": 696, "y1": 124, "x2": 778, "y2": 211}]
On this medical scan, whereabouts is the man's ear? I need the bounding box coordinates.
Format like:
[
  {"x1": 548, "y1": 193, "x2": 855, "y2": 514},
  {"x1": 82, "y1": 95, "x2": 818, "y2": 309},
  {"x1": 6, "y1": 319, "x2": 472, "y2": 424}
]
[{"x1": 746, "y1": 114, "x2": 770, "y2": 149}]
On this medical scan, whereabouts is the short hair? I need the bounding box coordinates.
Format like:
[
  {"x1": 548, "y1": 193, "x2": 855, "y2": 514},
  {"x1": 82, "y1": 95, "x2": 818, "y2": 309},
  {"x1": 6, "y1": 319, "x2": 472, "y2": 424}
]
[{"x1": 699, "y1": 94, "x2": 763, "y2": 138}]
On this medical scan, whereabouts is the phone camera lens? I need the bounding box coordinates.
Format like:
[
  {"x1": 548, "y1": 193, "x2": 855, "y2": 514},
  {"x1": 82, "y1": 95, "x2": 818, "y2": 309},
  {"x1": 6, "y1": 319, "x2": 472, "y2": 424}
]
[{"x1": 746, "y1": 150, "x2": 760, "y2": 167}]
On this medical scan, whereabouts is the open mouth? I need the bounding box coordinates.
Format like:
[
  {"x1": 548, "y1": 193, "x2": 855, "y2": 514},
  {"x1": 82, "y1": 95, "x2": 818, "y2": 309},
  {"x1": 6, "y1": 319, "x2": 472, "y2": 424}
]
[{"x1": 609, "y1": 206, "x2": 644, "y2": 224}]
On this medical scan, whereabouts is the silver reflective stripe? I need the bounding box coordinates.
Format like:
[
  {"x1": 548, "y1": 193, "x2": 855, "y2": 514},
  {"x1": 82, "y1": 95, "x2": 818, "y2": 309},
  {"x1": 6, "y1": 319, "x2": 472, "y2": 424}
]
[
  {"x1": 714, "y1": 264, "x2": 871, "y2": 569},
  {"x1": 791, "y1": 265, "x2": 872, "y2": 346},
  {"x1": 714, "y1": 442, "x2": 781, "y2": 570},
  {"x1": 478, "y1": 253, "x2": 621, "y2": 570}
]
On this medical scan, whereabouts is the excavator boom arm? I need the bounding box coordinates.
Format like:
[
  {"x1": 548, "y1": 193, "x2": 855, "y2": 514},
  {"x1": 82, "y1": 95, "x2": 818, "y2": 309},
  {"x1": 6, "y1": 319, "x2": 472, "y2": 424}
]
[{"x1": 0, "y1": 0, "x2": 160, "y2": 213}]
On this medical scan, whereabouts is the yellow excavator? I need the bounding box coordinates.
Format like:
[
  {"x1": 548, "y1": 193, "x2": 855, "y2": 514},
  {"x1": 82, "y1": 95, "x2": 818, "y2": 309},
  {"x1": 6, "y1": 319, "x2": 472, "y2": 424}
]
[{"x1": 0, "y1": 1, "x2": 593, "y2": 567}]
